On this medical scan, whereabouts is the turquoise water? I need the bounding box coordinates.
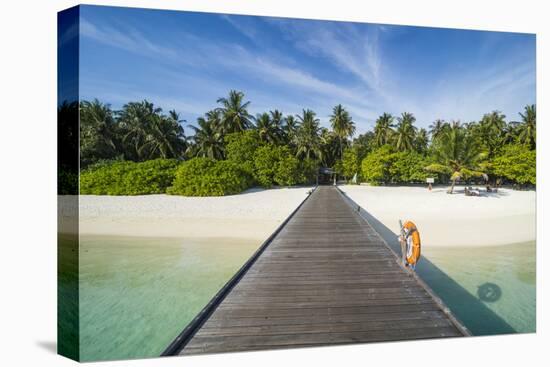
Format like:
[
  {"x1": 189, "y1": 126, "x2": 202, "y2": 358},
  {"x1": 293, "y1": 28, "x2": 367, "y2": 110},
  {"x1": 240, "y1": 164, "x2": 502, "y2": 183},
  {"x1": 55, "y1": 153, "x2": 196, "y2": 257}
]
[
  {"x1": 418, "y1": 242, "x2": 536, "y2": 335},
  {"x1": 78, "y1": 235, "x2": 260, "y2": 361},
  {"x1": 73, "y1": 236, "x2": 535, "y2": 361}
]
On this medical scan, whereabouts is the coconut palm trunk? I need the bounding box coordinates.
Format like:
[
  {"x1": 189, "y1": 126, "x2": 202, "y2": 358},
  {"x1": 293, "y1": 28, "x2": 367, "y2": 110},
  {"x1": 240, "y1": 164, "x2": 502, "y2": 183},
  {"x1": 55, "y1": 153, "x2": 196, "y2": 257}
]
[{"x1": 449, "y1": 178, "x2": 457, "y2": 194}]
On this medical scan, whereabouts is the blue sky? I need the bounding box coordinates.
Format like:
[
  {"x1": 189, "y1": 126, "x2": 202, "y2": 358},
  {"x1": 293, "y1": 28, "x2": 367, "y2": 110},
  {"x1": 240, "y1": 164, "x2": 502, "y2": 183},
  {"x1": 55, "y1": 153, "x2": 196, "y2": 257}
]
[{"x1": 75, "y1": 5, "x2": 536, "y2": 134}]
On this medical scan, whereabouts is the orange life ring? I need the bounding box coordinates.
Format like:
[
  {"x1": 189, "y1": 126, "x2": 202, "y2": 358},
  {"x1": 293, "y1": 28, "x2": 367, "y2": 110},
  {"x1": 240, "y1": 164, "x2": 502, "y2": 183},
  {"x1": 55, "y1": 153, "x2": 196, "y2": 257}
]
[{"x1": 402, "y1": 221, "x2": 421, "y2": 266}]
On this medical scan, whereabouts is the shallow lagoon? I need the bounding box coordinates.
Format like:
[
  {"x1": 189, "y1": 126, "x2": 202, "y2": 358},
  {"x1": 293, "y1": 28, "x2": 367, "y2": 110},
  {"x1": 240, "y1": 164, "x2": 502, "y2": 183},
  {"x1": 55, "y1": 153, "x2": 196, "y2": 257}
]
[
  {"x1": 78, "y1": 235, "x2": 260, "y2": 361},
  {"x1": 74, "y1": 236, "x2": 535, "y2": 361},
  {"x1": 419, "y1": 242, "x2": 535, "y2": 335}
]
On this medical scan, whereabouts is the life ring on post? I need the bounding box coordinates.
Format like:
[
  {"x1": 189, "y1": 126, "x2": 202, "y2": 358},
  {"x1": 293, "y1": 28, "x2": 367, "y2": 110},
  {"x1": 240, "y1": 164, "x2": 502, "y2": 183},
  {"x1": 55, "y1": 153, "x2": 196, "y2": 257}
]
[{"x1": 401, "y1": 221, "x2": 421, "y2": 267}]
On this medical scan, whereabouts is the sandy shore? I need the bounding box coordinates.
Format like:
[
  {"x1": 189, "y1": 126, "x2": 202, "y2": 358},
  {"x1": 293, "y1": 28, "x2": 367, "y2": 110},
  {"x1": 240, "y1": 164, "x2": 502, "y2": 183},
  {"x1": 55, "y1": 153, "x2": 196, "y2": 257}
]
[
  {"x1": 339, "y1": 185, "x2": 536, "y2": 247},
  {"x1": 60, "y1": 187, "x2": 312, "y2": 240}
]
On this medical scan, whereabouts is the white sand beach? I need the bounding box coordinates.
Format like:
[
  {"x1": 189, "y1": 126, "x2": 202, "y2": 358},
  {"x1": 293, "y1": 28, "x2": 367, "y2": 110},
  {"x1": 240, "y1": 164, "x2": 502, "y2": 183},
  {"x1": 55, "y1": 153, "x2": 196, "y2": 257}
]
[
  {"x1": 61, "y1": 187, "x2": 312, "y2": 240},
  {"x1": 339, "y1": 185, "x2": 536, "y2": 247}
]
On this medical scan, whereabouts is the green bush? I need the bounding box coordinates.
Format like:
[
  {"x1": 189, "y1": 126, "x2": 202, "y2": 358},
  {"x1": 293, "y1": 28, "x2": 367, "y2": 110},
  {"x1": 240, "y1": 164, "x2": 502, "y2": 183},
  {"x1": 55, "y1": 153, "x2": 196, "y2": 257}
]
[
  {"x1": 225, "y1": 131, "x2": 261, "y2": 178},
  {"x1": 361, "y1": 145, "x2": 394, "y2": 185},
  {"x1": 341, "y1": 148, "x2": 360, "y2": 182},
  {"x1": 80, "y1": 159, "x2": 180, "y2": 195},
  {"x1": 493, "y1": 144, "x2": 536, "y2": 185},
  {"x1": 253, "y1": 145, "x2": 281, "y2": 188},
  {"x1": 361, "y1": 146, "x2": 430, "y2": 184},
  {"x1": 275, "y1": 154, "x2": 303, "y2": 186},
  {"x1": 389, "y1": 151, "x2": 429, "y2": 183},
  {"x1": 253, "y1": 145, "x2": 306, "y2": 188},
  {"x1": 168, "y1": 157, "x2": 252, "y2": 196}
]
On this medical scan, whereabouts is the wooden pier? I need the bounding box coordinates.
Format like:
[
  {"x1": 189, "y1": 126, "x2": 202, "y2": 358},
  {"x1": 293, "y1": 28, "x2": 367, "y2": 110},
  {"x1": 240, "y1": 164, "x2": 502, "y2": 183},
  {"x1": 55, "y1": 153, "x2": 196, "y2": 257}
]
[{"x1": 164, "y1": 186, "x2": 469, "y2": 356}]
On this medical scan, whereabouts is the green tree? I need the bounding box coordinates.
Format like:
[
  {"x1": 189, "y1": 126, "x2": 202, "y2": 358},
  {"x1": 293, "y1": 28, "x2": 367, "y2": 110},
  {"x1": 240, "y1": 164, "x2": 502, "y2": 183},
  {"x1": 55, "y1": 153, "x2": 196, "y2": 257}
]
[
  {"x1": 270, "y1": 110, "x2": 284, "y2": 129},
  {"x1": 255, "y1": 112, "x2": 282, "y2": 144},
  {"x1": 429, "y1": 119, "x2": 447, "y2": 141},
  {"x1": 253, "y1": 144, "x2": 281, "y2": 188},
  {"x1": 414, "y1": 128, "x2": 429, "y2": 154},
  {"x1": 479, "y1": 111, "x2": 506, "y2": 159},
  {"x1": 274, "y1": 153, "x2": 303, "y2": 187},
  {"x1": 393, "y1": 112, "x2": 417, "y2": 152},
  {"x1": 252, "y1": 145, "x2": 303, "y2": 187},
  {"x1": 361, "y1": 145, "x2": 395, "y2": 185},
  {"x1": 493, "y1": 144, "x2": 536, "y2": 185},
  {"x1": 341, "y1": 148, "x2": 361, "y2": 182},
  {"x1": 140, "y1": 111, "x2": 186, "y2": 160},
  {"x1": 320, "y1": 128, "x2": 340, "y2": 168},
  {"x1": 517, "y1": 104, "x2": 536, "y2": 148},
  {"x1": 329, "y1": 104, "x2": 355, "y2": 160},
  {"x1": 283, "y1": 115, "x2": 298, "y2": 145},
  {"x1": 374, "y1": 113, "x2": 394, "y2": 147},
  {"x1": 188, "y1": 110, "x2": 225, "y2": 159},
  {"x1": 389, "y1": 151, "x2": 428, "y2": 183},
  {"x1": 351, "y1": 132, "x2": 375, "y2": 162},
  {"x1": 294, "y1": 109, "x2": 323, "y2": 161},
  {"x1": 118, "y1": 100, "x2": 162, "y2": 161},
  {"x1": 425, "y1": 122, "x2": 486, "y2": 193},
  {"x1": 225, "y1": 130, "x2": 261, "y2": 176},
  {"x1": 80, "y1": 99, "x2": 119, "y2": 166},
  {"x1": 216, "y1": 90, "x2": 253, "y2": 133}
]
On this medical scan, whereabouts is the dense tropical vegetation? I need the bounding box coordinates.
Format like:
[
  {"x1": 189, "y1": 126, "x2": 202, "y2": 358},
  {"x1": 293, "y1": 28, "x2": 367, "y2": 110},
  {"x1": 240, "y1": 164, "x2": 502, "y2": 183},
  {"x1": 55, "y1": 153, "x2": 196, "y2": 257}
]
[{"x1": 64, "y1": 90, "x2": 535, "y2": 196}]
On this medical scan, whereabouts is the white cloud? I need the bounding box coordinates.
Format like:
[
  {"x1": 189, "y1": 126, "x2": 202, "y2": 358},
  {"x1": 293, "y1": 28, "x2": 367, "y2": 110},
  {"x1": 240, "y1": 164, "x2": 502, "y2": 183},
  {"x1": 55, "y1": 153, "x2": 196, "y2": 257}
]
[{"x1": 79, "y1": 16, "x2": 535, "y2": 133}]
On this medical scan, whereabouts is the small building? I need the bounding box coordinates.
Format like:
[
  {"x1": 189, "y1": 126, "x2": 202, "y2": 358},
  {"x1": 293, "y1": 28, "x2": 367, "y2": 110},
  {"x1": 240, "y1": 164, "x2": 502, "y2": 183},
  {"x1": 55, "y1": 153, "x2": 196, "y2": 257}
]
[{"x1": 318, "y1": 167, "x2": 336, "y2": 185}]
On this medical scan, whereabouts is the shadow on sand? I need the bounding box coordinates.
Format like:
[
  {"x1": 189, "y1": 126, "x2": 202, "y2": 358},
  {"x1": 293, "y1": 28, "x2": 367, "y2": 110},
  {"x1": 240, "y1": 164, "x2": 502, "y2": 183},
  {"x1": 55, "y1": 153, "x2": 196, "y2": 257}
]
[
  {"x1": 36, "y1": 340, "x2": 57, "y2": 354},
  {"x1": 342, "y1": 193, "x2": 516, "y2": 336}
]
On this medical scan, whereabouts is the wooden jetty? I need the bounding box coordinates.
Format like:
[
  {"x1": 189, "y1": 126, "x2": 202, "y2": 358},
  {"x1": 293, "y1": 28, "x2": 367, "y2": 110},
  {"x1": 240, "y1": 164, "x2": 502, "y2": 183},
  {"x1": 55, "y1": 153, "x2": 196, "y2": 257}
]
[{"x1": 163, "y1": 186, "x2": 469, "y2": 356}]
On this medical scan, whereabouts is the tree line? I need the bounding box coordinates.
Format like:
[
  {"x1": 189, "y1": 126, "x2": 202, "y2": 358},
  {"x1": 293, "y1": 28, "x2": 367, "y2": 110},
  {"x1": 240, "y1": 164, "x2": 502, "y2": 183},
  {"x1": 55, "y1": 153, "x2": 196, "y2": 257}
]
[
  {"x1": 75, "y1": 90, "x2": 356, "y2": 170},
  {"x1": 59, "y1": 89, "x2": 535, "y2": 195}
]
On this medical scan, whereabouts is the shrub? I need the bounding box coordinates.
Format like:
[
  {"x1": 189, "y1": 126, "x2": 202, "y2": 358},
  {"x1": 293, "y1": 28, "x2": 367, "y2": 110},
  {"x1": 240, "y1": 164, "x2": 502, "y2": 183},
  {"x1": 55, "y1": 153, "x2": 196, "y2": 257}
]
[
  {"x1": 389, "y1": 151, "x2": 429, "y2": 183},
  {"x1": 80, "y1": 159, "x2": 180, "y2": 195},
  {"x1": 253, "y1": 145, "x2": 281, "y2": 188},
  {"x1": 361, "y1": 145, "x2": 394, "y2": 185},
  {"x1": 341, "y1": 148, "x2": 360, "y2": 182},
  {"x1": 493, "y1": 144, "x2": 536, "y2": 185},
  {"x1": 168, "y1": 157, "x2": 252, "y2": 196},
  {"x1": 253, "y1": 145, "x2": 306, "y2": 188},
  {"x1": 225, "y1": 131, "x2": 260, "y2": 178},
  {"x1": 275, "y1": 154, "x2": 303, "y2": 186}
]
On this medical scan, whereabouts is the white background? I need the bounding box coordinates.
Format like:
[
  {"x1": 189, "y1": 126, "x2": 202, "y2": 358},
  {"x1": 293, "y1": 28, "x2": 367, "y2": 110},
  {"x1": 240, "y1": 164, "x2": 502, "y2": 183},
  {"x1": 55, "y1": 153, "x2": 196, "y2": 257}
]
[{"x1": 0, "y1": 0, "x2": 547, "y2": 366}]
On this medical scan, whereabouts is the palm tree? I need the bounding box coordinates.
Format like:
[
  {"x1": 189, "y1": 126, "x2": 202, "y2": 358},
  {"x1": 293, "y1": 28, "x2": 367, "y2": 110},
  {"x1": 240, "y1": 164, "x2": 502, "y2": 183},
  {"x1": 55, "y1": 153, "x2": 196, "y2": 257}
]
[
  {"x1": 518, "y1": 104, "x2": 536, "y2": 148},
  {"x1": 79, "y1": 99, "x2": 118, "y2": 165},
  {"x1": 329, "y1": 104, "x2": 355, "y2": 160},
  {"x1": 118, "y1": 100, "x2": 162, "y2": 161},
  {"x1": 294, "y1": 109, "x2": 323, "y2": 161},
  {"x1": 140, "y1": 113, "x2": 186, "y2": 159},
  {"x1": 374, "y1": 113, "x2": 394, "y2": 147},
  {"x1": 270, "y1": 110, "x2": 284, "y2": 128},
  {"x1": 283, "y1": 115, "x2": 298, "y2": 145},
  {"x1": 216, "y1": 90, "x2": 252, "y2": 133},
  {"x1": 320, "y1": 128, "x2": 340, "y2": 168},
  {"x1": 393, "y1": 112, "x2": 417, "y2": 152},
  {"x1": 188, "y1": 110, "x2": 225, "y2": 160},
  {"x1": 425, "y1": 122, "x2": 486, "y2": 194},
  {"x1": 482, "y1": 110, "x2": 506, "y2": 133},
  {"x1": 429, "y1": 119, "x2": 447, "y2": 141},
  {"x1": 254, "y1": 112, "x2": 281, "y2": 144},
  {"x1": 414, "y1": 128, "x2": 429, "y2": 154},
  {"x1": 480, "y1": 110, "x2": 506, "y2": 158}
]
